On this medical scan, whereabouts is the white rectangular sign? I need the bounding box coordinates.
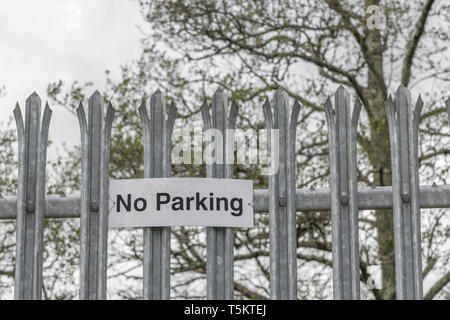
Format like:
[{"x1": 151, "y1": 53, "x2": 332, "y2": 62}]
[{"x1": 108, "y1": 178, "x2": 254, "y2": 228}]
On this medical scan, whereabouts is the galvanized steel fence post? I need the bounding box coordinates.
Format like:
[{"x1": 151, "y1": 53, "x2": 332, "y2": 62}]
[
  {"x1": 262, "y1": 88, "x2": 300, "y2": 300},
  {"x1": 385, "y1": 85, "x2": 423, "y2": 300},
  {"x1": 139, "y1": 90, "x2": 177, "y2": 300},
  {"x1": 325, "y1": 86, "x2": 361, "y2": 300},
  {"x1": 77, "y1": 91, "x2": 115, "y2": 300},
  {"x1": 201, "y1": 90, "x2": 238, "y2": 300},
  {"x1": 13, "y1": 93, "x2": 52, "y2": 300}
]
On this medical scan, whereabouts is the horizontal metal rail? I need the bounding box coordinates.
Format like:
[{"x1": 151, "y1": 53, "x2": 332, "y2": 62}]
[
  {"x1": 0, "y1": 195, "x2": 81, "y2": 219},
  {"x1": 254, "y1": 185, "x2": 450, "y2": 212},
  {"x1": 0, "y1": 185, "x2": 449, "y2": 220}
]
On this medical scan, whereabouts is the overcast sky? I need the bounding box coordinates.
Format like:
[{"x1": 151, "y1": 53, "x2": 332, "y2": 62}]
[{"x1": 0, "y1": 0, "x2": 143, "y2": 159}]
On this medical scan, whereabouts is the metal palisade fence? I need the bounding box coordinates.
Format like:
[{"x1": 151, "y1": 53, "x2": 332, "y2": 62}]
[{"x1": 1, "y1": 85, "x2": 449, "y2": 300}]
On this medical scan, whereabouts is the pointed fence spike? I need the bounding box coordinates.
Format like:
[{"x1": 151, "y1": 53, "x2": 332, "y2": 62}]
[
  {"x1": 200, "y1": 100, "x2": 211, "y2": 130},
  {"x1": 445, "y1": 97, "x2": 450, "y2": 125},
  {"x1": 325, "y1": 96, "x2": 333, "y2": 110},
  {"x1": 398, "y1": 83, "x2": 408, "y2": 91},
  {"x1": 385, "y1": 96, "x2": 396, "y2": 123},
  {"x1": 335, "y1": 86, "x2": 349, "y2": 115},
  {"x1": 416, "y1": 95, "x2": 423, "y2": 106},
  {"x1": 41, "y1": 105, "x2": 52, "y2": 144},
  {"x1": 76, "y1": 102, "x2": 84, "y2": 113},
  {"x1": 212, "y1": 89, "x2": 227, "y2": 115},
  {"x1": 262, "y1": 99, "x2": 273, "y2": 129},
  {"x1": 324, "y1": 97, "x2": 334, "y2": 118},
  {"x1": 212, "y1": 90, "x2": 227, "y2": 127},
  {"x1": 89, "y1": 90, "x2": 102, "y2": 105},
  {"x1": 138, "y1": 99, "x2": 149, "y2": 124},
  {"x1": 138, "y1": 98, "x2": 151, "y2": 182},
  {"x1": 274, "y1": 88, "x2": 288, "y2": 116},
  {"x1": 275, "y1": 86, "x2": 285, "y2": 95},
  {"x1": 415, "y1": 95, "x2": 423, "y2": 112},
  {"x1": 413, "y1": 96, "x2": 423, "y2": 132},
  {"x1": 335, "y1": 85, "x2": 349, "y2": 114},
  {"x1": 290, "y1": 100, "x2": 301, "y2": 131},
  {"x1": 352, "y1": 99, "x2": 362, "y2": 128},
  {"x1": 14, "y1": 103, "x2": 23, "y2": 121},
  {"x1": 213, "y1": 88, "x2": 224, "y2": 96},
  {"x1": 227, "y1": 100, "x2": 239, "y2": 129},
  {"x1": 167, "y1": 101, "x2": 178, "y2": 138},
  {"x1": 104, "y1": 102, "x2": 115, "y2": 129},
  {"x1": 151, "y1": 90, "x2": 165, "y2": 112},
  {"x1": 201, "y1": 99, "x2": 209, "y2": 110},
  {"x1": 30, "y1": 91, "x2": 39, "y2": 99},
  {"x1": 324, "y1": 97, "x2": 335, "y2": 144},
  {"x1": 76, "y1": 102, "x2": 87, "y2": 142},
  {"x1": 138, "y1": 98, "x2": 147, "y2": 109},
  {"x1": 386, "y1": 94, "x2": 393, "y2": 104},
  {"x1": 395, "y1": 85, "x2": 411, "y2": 109},
  {"x1": 168, "y1": 100, "x2": 177, "y2": 112},
  {"x1": 26, "y1": 92, "x2": 41, "y2": 113},
  {"x1": 88, "y1": 91, "x2": 104, "y2": 116},
  {"x1": 336, "y1": 85, "x2": 346, "y2": 95}
]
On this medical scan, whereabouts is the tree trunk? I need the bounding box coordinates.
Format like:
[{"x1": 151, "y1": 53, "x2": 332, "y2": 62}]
[
  {"x1": 362, "y1": 21, "x2": 396, "y2": 299},
  {"x1": 369, "y1": 120, "x2": 396, "y2": 300}
]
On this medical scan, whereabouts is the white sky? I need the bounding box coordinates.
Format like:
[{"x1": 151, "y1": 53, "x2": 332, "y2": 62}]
[{"x1": 0, "y1": 0, "x2": 143, "y2": 159}]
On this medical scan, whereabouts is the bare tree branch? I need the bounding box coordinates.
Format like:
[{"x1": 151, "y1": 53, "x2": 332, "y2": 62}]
[{"x1": 401, "y1": 0, "x2": 436, "y2": 85}]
